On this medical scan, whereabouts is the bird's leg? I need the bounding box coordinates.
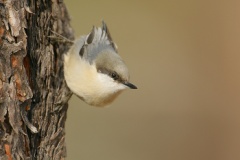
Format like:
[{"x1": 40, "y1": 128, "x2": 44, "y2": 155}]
[{"x1": 48, "y1": 30, "x2": 74, "y2": 45}]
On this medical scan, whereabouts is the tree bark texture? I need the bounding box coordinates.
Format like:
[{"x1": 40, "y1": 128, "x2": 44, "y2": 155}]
[{"x1": 0, "y1": 0, "x2": 74, "y2": 159}]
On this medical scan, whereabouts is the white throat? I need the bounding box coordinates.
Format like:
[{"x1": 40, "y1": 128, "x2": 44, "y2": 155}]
[{"x1": 64, "y1": 53, "x2": 127, "y2": 106}]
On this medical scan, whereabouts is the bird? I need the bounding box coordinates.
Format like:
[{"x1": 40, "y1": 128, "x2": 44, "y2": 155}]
[{"x1": 64, "y1": 21, "x2": 137, "y2": 107}]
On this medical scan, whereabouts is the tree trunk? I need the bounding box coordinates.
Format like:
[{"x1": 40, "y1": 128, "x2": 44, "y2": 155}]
[{"x1": 0, "y1": 0, "x2": 74, "y2": 159}]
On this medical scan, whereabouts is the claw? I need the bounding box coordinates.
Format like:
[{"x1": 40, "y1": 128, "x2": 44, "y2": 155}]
[{"x1": 49, "y1": 30, "x2": 74, "y2": 45}]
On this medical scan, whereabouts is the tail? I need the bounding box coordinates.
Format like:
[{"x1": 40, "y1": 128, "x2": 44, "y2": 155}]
[{"x1": 85, "y1": 21, "x2": 118, "y2": 52}]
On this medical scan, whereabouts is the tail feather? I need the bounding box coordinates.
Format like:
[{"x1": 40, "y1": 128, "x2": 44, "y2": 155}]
[{"x1": 85, "y1": 21, "x2": 118, "y2": 52}]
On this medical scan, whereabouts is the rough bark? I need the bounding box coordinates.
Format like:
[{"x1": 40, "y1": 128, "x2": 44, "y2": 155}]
[{"x1": 0, "y1": 0, "x2": 74, "y2": 159}]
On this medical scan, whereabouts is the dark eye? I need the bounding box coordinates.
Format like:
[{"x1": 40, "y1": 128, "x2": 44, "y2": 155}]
[{"x1": 111, "y1": 72, "x2": 119, "y2": 80}]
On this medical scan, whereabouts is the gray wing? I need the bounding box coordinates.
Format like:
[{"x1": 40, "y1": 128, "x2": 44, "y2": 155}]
[{"x1": 79, "y1": 21, "x2": 118, "y2": 64}]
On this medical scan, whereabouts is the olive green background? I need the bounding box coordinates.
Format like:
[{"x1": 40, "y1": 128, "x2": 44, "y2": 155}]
[{"x1": 64, "y1": 1, "x2": 240, "y2": 160}]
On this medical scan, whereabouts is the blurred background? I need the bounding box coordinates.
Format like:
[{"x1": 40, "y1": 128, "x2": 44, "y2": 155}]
[{"x1": 64, "y1": 1, "x2": 240, "y2": 160}]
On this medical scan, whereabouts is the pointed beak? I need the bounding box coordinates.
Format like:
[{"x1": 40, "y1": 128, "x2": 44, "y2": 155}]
[{"x1": 123, "y1": 82, "x2": 137, "y2": 89}]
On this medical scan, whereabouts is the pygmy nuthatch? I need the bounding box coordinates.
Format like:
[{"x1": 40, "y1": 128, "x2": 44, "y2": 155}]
[{"x1": 64, "y1": 21, "x2": 137, "y2": 107}]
